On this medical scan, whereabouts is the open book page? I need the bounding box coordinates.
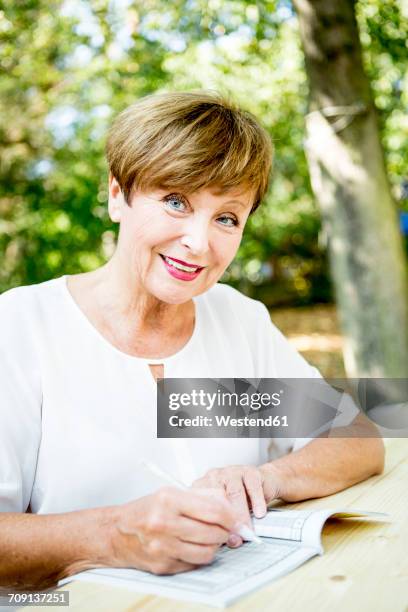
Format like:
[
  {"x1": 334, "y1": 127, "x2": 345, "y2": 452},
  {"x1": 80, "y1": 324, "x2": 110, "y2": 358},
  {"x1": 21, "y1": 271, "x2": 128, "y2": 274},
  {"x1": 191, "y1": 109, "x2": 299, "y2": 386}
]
[
  {"x1": 61, "y1": 508, "x2": 389, "y2": 607},
  {"x1": 60, "y1": 539, "x2": 317, "y2": 607},
  {"x1": 253, "y1": 509, "x2": 317, "y2": 546},
  {"x1": 253, "y1": 508, "x2": 390, "y2": 552}
]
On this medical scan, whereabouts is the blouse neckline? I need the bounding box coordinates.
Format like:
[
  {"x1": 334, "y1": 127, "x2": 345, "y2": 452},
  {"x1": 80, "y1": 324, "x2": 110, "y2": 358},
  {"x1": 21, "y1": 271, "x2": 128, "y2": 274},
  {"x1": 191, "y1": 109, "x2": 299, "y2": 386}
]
[{"x1": 58, "y1": 275, "x2": 201, "y2": 364}]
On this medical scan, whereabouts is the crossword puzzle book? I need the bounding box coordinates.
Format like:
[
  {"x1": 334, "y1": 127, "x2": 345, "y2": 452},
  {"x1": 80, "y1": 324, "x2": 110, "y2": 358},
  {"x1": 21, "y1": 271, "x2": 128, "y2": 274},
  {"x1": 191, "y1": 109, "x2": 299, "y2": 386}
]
[{"x1": 61, "y1": 508, "x2": 388, "y2": 607}]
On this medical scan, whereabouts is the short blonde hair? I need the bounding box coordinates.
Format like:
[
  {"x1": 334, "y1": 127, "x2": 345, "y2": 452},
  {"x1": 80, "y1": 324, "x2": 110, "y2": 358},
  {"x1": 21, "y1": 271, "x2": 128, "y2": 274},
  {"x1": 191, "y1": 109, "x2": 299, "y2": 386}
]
[{"x1": 106, "y1": 91, "x2": 272, "y2": 212}]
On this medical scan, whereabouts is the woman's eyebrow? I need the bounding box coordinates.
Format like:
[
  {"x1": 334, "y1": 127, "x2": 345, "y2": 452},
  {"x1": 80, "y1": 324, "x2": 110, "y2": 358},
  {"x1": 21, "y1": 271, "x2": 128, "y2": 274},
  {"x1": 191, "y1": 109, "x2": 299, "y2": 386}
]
[{"x1": 223, "y1": 199, "x2": 249, "y2": 209}]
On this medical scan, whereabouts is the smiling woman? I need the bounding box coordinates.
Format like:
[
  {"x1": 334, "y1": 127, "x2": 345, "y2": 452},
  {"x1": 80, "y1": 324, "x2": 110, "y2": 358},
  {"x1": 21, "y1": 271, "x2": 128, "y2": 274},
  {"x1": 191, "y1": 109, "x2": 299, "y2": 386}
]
[
  {"x1": 0, "y1": 91, "x2": 384, "y2": 590},
  {"x1": 104, "y1": 182, "x2": 253, "y2": 311},
  {"x1": 101, "y1": 91, "x2": 270, "y2": 312}
]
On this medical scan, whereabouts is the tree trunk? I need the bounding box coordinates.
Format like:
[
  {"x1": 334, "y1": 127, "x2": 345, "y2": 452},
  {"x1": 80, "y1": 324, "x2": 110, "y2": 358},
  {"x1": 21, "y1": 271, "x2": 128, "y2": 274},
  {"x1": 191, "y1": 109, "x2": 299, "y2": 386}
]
[{"x1": 292, "y1": 0, "x2": 408, "y2": 377}]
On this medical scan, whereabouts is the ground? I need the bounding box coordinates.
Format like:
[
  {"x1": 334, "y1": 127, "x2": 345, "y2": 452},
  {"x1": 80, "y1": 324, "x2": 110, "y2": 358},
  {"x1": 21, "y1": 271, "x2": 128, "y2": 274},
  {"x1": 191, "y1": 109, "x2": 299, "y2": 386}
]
[{"x1": 269, "y1": 303, "x2": 346, "y2": 378}]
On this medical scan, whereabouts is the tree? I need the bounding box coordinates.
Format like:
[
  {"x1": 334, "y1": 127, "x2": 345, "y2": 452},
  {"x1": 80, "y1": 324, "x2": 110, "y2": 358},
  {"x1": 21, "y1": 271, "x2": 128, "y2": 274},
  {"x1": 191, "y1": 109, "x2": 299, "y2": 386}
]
[{"x1": 292, "y1": 0, "x2": 408, "y2": 377}]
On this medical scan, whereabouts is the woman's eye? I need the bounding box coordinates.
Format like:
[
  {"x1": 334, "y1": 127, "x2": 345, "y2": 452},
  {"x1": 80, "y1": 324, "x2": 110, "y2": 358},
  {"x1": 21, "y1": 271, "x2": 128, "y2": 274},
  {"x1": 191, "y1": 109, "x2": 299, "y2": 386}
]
[
  {"x1": 218, "y1": 215, "x2": 238, "y2": 227},
  {"x1": 163, "y1": 194, "x2": 187, "y2": 212}
]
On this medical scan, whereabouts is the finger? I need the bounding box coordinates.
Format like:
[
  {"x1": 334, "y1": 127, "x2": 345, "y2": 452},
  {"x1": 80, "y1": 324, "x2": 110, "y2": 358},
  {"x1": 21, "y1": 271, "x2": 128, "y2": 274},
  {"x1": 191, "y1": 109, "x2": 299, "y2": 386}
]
[
  {"x1": 173, "y1": 541, "x2": 219, "y2": 566},
  {"x1": 176, "y1": 489, "x2": 239, "y2": 532},
  {"x1": 171, "y1": 516, "x2": 229, "y2": 545},
  {"x1": 242, "y1": 469, "x2": 267, "y2": 518},
  {"x1": 191, "y1": 487, "x2": 228, "y2": 502},
  {"x1": 192, "y1": 471, "x2": 224, "y2": 489},
  {"x1": 149, "y1": 558, "x2": 196, "y2": 575},
  {"x1": 191, "y1": 487, "x2": 247, "y2": 532},
  {"x1": 226, "y1": 533, "x2": 243, "y2": 548},
  {"x1": 192, "y1": 477, "x2": 222, "y2": 489},
  {"x1": 224, "y1": 476, "x2": 252, "y2": 527}
]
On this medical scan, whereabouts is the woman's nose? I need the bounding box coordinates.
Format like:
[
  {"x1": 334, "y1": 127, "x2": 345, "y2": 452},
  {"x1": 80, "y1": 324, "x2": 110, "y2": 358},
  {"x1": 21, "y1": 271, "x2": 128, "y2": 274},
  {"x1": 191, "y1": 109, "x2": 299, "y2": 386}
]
[{"x1": 180, "y1": 217, "x2": 210, "y2": 256}]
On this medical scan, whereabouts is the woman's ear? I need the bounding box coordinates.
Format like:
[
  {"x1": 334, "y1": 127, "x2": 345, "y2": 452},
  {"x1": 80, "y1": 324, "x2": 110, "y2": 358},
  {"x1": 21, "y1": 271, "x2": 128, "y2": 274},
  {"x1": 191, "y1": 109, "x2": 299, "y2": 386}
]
[{"x1": 108, "y1": 174, "x2": 124, "y2": 223}]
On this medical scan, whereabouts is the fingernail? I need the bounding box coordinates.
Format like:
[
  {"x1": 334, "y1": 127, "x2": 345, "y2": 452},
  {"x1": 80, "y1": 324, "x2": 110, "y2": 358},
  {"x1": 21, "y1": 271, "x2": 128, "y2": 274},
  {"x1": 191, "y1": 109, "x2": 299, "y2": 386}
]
[{"x1": 227, "y1": 534, "x2": 241, "y2": 547}]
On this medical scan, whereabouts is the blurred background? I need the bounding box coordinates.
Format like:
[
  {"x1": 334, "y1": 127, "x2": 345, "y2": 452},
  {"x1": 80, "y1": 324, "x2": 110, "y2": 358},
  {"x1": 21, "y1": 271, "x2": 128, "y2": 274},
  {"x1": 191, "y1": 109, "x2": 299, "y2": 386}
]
[{"x1": 1, "y1": 0, "x2": 407, "y2": 378}]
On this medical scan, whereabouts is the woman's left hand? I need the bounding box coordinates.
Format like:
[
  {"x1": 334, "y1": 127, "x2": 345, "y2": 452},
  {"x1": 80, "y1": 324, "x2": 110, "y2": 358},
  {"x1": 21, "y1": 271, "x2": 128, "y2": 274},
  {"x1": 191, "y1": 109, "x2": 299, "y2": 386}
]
[{"x1": 191, "y1": 464, "x2": 282, "y2": 547}]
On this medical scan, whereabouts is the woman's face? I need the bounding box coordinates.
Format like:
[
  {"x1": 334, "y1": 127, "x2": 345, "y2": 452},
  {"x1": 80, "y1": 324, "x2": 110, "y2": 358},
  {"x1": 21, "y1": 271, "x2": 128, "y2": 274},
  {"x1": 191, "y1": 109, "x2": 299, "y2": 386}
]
[{"x1": 108, "y1": 177, "x2": 253, "y2": 304}]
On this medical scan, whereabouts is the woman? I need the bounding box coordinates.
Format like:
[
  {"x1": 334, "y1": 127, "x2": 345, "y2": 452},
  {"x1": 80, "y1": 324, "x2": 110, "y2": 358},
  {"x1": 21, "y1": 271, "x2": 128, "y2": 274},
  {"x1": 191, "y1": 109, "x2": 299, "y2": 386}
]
[{"x1": 0, "y1": 91, "x2": 384, "y2": 588}]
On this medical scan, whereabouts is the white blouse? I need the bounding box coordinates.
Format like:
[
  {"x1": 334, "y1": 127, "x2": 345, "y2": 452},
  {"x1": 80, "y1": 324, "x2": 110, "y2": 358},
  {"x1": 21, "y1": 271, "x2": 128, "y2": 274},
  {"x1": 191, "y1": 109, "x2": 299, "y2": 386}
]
[{"x1": 0, "y1": 276, "x2": 324, "y2": 514}]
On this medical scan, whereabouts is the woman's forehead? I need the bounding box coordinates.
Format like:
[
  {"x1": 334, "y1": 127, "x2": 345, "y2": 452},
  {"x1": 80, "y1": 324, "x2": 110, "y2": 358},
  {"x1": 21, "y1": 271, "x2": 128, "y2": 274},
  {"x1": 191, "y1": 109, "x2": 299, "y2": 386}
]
[
  {"x1": 155, "y1": 183, "x2": 254, "y2": 202},
  {"x1": 196, "y1": 186, "x2": 255, "y2": 209}
]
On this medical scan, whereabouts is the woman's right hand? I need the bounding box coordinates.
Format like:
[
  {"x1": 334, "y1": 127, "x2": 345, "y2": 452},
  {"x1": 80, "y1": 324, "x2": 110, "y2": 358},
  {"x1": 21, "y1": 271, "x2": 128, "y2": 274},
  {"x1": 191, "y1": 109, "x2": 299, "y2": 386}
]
[{"x1": 109, "y1": 486, "x2": 241, "y2": 575}]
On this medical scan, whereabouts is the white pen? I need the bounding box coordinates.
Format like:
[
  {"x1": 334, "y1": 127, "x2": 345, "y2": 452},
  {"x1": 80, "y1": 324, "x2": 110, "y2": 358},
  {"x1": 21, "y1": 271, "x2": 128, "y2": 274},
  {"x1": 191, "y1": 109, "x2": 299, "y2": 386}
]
[{"x1": 140, "y1": 460, "x2": 263, "y2": 545}]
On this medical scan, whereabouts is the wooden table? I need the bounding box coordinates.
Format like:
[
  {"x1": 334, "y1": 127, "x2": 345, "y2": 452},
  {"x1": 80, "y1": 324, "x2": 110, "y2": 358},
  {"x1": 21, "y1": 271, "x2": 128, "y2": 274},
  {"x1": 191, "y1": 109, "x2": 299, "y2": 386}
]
[{"x1": 43, "y1": 438, "x2": 408, "y2": 611}]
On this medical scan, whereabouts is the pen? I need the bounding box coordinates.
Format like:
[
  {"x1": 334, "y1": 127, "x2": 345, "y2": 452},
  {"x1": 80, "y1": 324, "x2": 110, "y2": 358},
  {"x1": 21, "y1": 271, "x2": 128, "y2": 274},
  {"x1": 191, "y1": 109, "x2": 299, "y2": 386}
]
[{"x1": 140, "y1": 460, "x2": 263, "y2": 545}]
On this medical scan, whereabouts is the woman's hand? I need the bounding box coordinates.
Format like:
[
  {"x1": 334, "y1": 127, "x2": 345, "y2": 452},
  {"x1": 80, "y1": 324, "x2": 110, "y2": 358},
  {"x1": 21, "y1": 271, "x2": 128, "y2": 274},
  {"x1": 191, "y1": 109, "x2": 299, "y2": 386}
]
[
  {"x1": 192, "y1": 464, "x2": 283, "y2": 547},
  {"x1": 109, "y1": 486, "x2": 241, "y2": 575}
]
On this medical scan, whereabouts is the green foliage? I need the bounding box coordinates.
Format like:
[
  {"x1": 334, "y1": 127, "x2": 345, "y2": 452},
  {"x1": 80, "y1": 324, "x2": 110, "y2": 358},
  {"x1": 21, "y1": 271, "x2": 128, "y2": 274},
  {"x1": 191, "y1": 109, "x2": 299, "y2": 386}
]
[
  {"x1": 0, "y1": 0, "x2": 167, "y2": 292},
  {"x1": 357, "y1": 0, "x2": 408, "y2": 204},
  {"x1": 0, "y1": 0, "x2": 406, "y2": 304}
]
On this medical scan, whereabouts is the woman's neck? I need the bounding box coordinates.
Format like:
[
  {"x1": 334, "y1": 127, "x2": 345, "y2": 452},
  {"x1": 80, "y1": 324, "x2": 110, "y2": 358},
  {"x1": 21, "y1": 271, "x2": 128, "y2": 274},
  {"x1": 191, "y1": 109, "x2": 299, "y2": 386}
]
[
  {"x1": 82, "y1": 258, "x2": 190, "y2": 332},
  {"x1": 65, "y1": 259, "x2": 195, "y2": 358}
]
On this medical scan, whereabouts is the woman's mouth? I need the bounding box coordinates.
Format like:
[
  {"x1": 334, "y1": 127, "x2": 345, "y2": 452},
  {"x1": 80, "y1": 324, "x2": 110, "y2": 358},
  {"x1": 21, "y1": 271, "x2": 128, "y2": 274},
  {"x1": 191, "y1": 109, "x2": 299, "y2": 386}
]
[{"x1": 160, "y1": 254, "x2": 204, "y2": 281}]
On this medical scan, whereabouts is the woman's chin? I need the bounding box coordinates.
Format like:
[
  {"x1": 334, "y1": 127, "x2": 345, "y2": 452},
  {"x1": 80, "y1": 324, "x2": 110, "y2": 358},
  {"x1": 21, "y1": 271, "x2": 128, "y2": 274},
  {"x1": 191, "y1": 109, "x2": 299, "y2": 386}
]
[
  {"x1": 147, "y1": 271, "x2": 212, "y2": 304},
  {"x1": 147, "y1": 283, "x2": 198, "y2": 305}
]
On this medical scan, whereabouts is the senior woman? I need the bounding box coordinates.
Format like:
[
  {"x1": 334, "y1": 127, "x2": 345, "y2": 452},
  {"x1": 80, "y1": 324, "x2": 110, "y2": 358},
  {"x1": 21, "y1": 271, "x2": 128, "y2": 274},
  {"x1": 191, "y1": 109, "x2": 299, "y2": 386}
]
[{"x1": 0, "y1": 91, "x2": 383, "y2": 589}]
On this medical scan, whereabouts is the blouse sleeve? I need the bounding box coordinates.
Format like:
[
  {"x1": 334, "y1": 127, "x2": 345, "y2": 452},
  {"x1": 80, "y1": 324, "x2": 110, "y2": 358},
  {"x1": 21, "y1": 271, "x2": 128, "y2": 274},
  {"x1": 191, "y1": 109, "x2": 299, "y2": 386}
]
[
  {"x1": 253, "y1": 301, "x2": 358, "y2": 452},
  {"x1": 0, "y1": 288, "x2": 42, "y2": 512}
]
